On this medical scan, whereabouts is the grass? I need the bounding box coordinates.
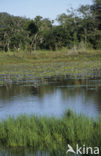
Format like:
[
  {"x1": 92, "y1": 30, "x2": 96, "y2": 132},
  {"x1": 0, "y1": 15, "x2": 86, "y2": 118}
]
[
  {"x1": 0, "y1": 49, "x2": 101, "y2": 84},
  {"x1": 0, "y1": 110, "x2": 101, "y2": 155}
]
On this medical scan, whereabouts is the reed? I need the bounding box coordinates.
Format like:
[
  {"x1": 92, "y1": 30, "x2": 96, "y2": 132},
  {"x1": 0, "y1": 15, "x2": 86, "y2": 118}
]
[{"x1": 0, "y1": 110, "x2": 101, "y2": 155}]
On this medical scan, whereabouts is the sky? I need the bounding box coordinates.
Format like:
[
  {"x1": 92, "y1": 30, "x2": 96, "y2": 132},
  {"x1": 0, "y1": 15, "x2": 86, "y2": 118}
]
[{"x1": 0, "y1": 0, "x2": 92, "y2": 20}]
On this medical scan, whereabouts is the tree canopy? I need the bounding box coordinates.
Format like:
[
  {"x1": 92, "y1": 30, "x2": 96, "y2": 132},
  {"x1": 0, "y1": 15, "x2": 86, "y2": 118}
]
[{"x1": 0, "y1": 0, "x2": 101, "y2": 52}]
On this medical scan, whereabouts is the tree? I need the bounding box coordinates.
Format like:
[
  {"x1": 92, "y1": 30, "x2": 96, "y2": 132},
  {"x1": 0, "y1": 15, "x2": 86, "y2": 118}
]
[
  {"x1": 34, "y1": 17, "x2": 53, "y2": 50},
  {"x1": 91, "y1": 0, "x2": 101, "y2": 48},
  {"x1": 25, "y1": 20, "x2": 38, "y2": 53},
  {"x1": 0, "y1": 13, "x2": 29, "y2": 52},
  {"x1": 57, "y1": 9, "x2": 79, "y2": 48},
  {"x1": 78, "y1": 5, "x2": 94, "y2": 45},
  {"x1": 92, "y1": 0, "x2": 101, "y2": 30}
]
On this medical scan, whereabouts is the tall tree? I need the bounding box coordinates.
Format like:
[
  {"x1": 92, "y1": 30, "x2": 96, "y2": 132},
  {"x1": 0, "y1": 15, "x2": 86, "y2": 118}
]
[
  {"x1": 92, "y1": 0, "x2": 101, "y2": 30},
  {"x1": 91, "y1": 0, "x2": 101, "y2": 48},
  {"x1": 25, "y1": 20, "x2": 38, "y2": 53}
]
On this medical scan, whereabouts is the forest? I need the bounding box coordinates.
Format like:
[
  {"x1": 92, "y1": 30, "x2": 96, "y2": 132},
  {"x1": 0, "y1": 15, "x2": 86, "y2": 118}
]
[{"x1": 0, "y1": 0, "x2": 101, "y2": 53}]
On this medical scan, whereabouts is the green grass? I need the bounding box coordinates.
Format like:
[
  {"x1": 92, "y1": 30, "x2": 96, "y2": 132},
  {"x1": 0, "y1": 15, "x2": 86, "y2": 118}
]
[
  {"x1": 0, "y1": 49, "x2": 101, "y2": 83},
  {"x1": 0, "y1": 110, "x2": 101, "y2": 155}
]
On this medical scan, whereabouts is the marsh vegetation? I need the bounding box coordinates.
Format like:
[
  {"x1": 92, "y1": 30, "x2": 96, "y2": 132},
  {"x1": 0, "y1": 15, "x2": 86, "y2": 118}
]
[
  {"x1": 0, "y1": 50, "x2": 101, "y2": 86},
  {"x1": 0, "y1": 110, "x2": 101, "y2": 155}
]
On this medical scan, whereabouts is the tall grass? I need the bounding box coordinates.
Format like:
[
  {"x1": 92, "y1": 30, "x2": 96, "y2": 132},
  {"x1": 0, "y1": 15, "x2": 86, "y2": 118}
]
[{"x1": 0, "y1": 110, "x2": 101, "y2": 155}]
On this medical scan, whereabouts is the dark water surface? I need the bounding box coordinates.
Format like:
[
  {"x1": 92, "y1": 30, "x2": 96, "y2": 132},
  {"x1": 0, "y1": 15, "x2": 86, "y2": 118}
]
[
  {"x1": 0, "y1": 78, "x2": 101, "y2": 120},
  {"x1": 0, "y1": 148, "x2": 50, "y2": 156}
]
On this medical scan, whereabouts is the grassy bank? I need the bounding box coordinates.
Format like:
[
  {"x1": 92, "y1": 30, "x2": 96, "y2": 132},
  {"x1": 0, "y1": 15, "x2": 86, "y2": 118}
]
[
  {"x1": 0, "y1": 111, "x2": 101, "y2": 155},
  {"x1": 0, "y1": 49, "x2": 101, "y2": 84}
]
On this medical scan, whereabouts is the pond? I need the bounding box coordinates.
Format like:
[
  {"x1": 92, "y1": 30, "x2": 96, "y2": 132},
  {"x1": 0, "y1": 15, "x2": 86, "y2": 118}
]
[
  {"x1": 0, "y1": 77, "x2": 101, "y2": 156},
  {"x1": 0, "y1": 78, "x2": 101, "y2": 120}
]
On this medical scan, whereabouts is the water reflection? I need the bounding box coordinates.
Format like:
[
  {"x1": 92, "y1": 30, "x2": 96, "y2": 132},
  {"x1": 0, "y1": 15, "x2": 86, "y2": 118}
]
[
  {"x1": 0, "y1": 147, "x2": 67, "y2": 156},
  {"x1": 0, "y1": 79, "x2": 101, "y2": 120},
  {"x1": 0, "y1": 148, "x2": 50, "y2": 156}
]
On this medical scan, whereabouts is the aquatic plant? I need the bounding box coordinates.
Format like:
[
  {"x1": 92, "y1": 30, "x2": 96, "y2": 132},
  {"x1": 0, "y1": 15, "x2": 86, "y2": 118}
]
[
  {"x1": 0, "y1": 110, "x2": 101, "y2": 155},
  {"x1": 0, "y1": 50, "x2": 101, "y2": 84}
]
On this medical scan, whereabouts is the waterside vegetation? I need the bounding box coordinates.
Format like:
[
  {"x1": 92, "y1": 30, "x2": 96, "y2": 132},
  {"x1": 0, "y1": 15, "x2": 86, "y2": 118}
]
[
  {"x1": 0, "y1": 110, "x2": 101, "y2": 155},
  {"x1": 0, "y1": 49, "x2": 101, "y2": 85}
]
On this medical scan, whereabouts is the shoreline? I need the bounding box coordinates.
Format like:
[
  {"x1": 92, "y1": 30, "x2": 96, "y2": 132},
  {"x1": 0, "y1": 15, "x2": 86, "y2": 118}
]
[
  {"x1": 0, "y1": 110, "x2": 101, "y2": 152},
  {"x1": 0, "y1": 50, "x2": 101, "y2": 84}
]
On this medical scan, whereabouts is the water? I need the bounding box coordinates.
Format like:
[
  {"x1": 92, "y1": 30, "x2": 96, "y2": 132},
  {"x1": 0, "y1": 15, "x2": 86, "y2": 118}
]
[
  {"x1": 0, "y1": 78, "x2": 101, "y2": 120},
  {"x1": 0, "y1": 78, "x2": 101, "y2": 156},
  {"x1": 0, "y1": 148, "x2": 50, "y2": 156}
]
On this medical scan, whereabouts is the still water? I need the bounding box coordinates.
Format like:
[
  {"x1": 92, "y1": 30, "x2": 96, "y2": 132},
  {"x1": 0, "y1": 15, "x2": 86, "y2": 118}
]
[
  {"x1": 0, "y1": 148, "x2": 50, "y2": 156},
  {"x1": 0, "y1": 78, "x2": 101, "y2": 120},
  {"x1": 0, "y1": 78, "x2": 101, "y2": 156}
]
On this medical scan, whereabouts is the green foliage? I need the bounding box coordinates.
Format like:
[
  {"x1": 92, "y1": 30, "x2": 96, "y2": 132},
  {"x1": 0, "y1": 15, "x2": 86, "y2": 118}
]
[
  {"x1": 92, "y1": 0, "x2": 101, "y2": 29},
  {"x1": 0, "y1": 13, "x2": 29, "y2": 51},
  {"x1": 0, "y1": 111, "x2": 101, "y2": 155},
  {"x1": 0, "y1": 0, "x2": 101, "y2": 52}
]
